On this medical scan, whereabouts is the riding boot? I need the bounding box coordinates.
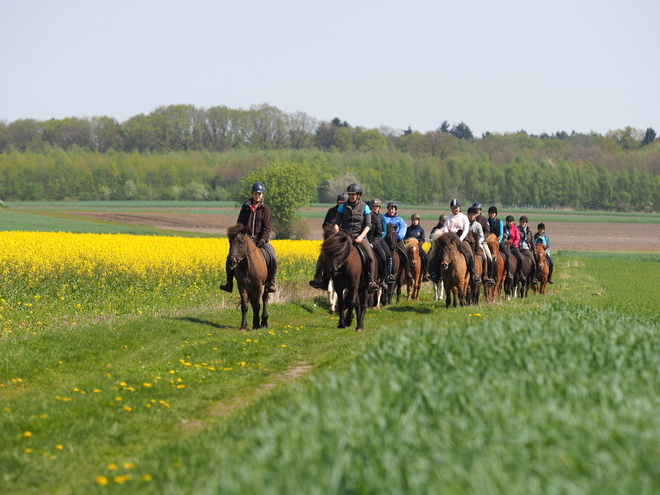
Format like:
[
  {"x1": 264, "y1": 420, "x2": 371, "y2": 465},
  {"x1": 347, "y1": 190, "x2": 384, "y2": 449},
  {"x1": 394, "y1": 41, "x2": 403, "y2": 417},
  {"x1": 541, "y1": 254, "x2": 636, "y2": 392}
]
[
  {"x1": 266, "y1": 257, "x2": 277, "y2": 293},
  {"x1": 486, "y1": 260, "x2": 496, "y2": 285},
  {"x1": 549, "y1": 265, "x2": 555, "y2": 283},
  {"x1": 220, "y1": 265, "x2": 234, "y2": 293},
  {"x1": 365, "y1": 257, "x2": 379, "y2": 293},
  {"x1": 386, "y1": 257, "x2": 395, "y2": 284},
  {"x1": 309, "y1": 255, "x2": 324, "y2": 289}
]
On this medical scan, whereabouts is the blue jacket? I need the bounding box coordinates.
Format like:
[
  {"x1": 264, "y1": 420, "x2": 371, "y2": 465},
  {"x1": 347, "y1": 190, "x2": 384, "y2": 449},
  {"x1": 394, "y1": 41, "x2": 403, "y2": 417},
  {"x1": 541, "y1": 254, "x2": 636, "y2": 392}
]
[
  {"x1": 404, "y1": 224, "x2": 426, "y2": 245},
  {"x1": 383, "y1": 214, "x2": 407, "y2": 240}
]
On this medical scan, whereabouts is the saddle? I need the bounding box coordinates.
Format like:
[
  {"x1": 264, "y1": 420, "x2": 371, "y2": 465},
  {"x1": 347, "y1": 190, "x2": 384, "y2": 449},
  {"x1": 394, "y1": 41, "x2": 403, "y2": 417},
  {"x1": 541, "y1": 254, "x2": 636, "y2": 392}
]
[
  {"x1": 355, "y1": 242, "x2": 370, "y2": 268},
  {"x1": 259, "y1": 246, "x2": 274, "y2": 272}
]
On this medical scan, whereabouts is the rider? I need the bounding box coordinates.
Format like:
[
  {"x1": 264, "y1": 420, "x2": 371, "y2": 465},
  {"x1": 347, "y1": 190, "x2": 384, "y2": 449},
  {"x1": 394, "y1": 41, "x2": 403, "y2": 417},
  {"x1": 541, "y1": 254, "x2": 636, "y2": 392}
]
[
  {"x1": 428, "y1": 214, "x2": 446, "y2": 283},
  {"x1": 517, "y1": 215, "x2": 539, "y2": 285},
  {"x1": 534, "y1": 222, "x2": 555, "y2": 284},
  {"x1": 504, "y1": 214, "x2": 526, "y2": 282},
  {"x1": 332, "y1": 183, "x2": 380, "y2": 293},
  {"x1": 443, "y1": 199, "x2": 481, "y2": 283},
  {"x1": 309, "y1": 193, "x2": 347, "y2": 289},
  {"x1": 472, "y1": 202, "x2": 495, "y2": 284},
  {"x1": 467, "y1": 206, "x2": 495, "y2": 285},
  {"x1": 429, "y1": 214, "x2": 446, "y2": 241},
  {"x1": 404, "y1": 213, "x2": 431, "y2": 281},
  {"x1": 220, "y1": 181, "x2": 277, "y2": 293},
  {"x1": 367, "y1": 198, "x2": 395, "y2": 287},
  {"x1": 488, "y1": 206, "x2": 512, "y2": 280},
  {"x1": 383, "y1": 202, "x2": 411, "y2": 277}
]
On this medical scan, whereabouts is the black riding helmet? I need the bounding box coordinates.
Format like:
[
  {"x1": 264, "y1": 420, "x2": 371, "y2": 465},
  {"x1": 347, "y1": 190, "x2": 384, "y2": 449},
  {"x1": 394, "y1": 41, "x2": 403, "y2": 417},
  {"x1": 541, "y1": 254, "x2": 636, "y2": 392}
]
[
  {"x1": 449, "y1": 199, "x2": 461, "y2": 208},
  {"x1": 488, "y1": 206, "x2": 498, "y2": 214},
  {"x1": 251, "y1": 182, "x2": 266, "y2": 193},
  {"x1": 467, "y1": 207, "x2": 478, "y2": 215},
  {"x1": 336, "y1": 193, "x2": 348, "y2": 203},
  {"x1": 387, "y1": 202, "x2": 398, "y2": 209},
  {"x1": 505, "y1": 215, "x2": 515, "y2": 222},
  {"x1": 346, "y1": 183, "x2": 363, "y2": 195}
]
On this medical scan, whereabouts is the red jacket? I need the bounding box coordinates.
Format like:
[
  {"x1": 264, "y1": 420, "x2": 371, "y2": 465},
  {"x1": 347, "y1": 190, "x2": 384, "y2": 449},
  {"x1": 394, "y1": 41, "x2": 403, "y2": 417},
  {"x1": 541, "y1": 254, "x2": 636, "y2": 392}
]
[{"x1": 505, "y1": 224, "x2": 520, "y2": 249}]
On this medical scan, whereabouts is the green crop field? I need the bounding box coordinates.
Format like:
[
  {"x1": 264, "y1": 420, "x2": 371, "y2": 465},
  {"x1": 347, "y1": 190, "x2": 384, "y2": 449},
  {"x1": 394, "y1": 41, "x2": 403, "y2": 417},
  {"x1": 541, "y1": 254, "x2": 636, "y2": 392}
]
[{"x1": 1, "y1": 210, "x2": 659, "y2": 494}]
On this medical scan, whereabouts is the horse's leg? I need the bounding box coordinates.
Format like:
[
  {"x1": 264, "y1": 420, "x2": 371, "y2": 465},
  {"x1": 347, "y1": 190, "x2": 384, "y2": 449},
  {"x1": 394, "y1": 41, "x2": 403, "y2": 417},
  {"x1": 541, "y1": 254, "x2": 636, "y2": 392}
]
[
  {"x1": 250, "y1": 291, "x2": 261, "y2": 330},
  {"x1": 355, "y1": 287, "x2": 367, "y2": 332},
  {"x1": 336, "y1": 284, "x2": 347, "y2": 329},
  {"x1": 260, "y1": 289, "x2": 269, "y2": 328},
  {"x1": 239, "y1": 290, "x2": 249, "y2": 331},
  {"x1": 445, "y1": 283, "x2": 452, "y2": 308}
]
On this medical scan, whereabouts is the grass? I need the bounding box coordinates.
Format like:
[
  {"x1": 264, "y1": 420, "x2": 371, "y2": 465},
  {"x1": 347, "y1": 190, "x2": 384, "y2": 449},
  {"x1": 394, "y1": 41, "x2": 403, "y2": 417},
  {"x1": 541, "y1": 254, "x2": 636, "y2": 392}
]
[{"x1": 1, "y1": 215, "x2": 660, "y2": 493}]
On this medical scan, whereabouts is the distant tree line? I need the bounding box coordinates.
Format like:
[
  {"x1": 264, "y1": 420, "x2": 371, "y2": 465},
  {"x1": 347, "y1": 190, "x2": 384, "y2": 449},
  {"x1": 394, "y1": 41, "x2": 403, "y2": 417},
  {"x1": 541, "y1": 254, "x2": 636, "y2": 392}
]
[{"x1": 1, "y1": 147, "x2": 658, "y2": 212}]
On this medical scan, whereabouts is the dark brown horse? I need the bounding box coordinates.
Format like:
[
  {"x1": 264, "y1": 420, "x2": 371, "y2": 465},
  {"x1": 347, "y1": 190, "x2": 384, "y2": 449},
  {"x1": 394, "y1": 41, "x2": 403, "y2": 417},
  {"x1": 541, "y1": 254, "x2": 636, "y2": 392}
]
[
  {"x1": 463, "y1": 230, "x2": 484, "y2": 305},
  {"x1": 486, "y1": 233, "x2": 506, "y2": 301},
  {"x1": 533, "y1": 243, "x2": 550, "y2": 295},
  {"x1": 321, "y1": 230, "x2": 371, "y2": 332},
  {"x1": 384, "y1": 223, "x2": 406, "y2": 304},
  {"x1": 504, "y1": 244, "x2": 533, "y2": 299},
  {"x1": 434, "y1": 232, "x2": 469, "y2": 308},
  {"x1": 226, "y1": 224, "x2": 269, "y2": 331}
]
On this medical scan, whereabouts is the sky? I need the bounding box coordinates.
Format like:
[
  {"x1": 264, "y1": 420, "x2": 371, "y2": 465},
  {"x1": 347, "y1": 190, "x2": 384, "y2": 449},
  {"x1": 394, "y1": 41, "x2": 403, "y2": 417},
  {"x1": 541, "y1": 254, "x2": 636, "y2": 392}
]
[{"x1": 1, "y1": 0, "x2": 658, "y2": 137}]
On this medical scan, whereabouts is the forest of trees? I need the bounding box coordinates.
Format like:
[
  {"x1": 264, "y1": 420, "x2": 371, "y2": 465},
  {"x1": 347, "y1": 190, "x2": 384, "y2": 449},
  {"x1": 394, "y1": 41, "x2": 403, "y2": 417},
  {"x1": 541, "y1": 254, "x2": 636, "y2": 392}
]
[{"x1": 0, "y1": 103, "x2": 659, "y2": 212}]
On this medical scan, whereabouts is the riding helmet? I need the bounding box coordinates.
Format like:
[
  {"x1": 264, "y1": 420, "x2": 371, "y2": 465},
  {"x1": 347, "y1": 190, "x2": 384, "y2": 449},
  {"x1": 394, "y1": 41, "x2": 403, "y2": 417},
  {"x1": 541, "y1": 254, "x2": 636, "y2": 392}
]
[
  {"x1": 411, "y1": 213, "x2": 420, "y2": 221},
  {"x1": 387, "y1": 202, "x2": 398, "y2": 209},
  {"x1": 438, "y1": 214, "x2": 446, "y2": 221},
  {"x1": 346, "y1": 183, "x2": 363, "y2": 195},
  {"x1": 467, "y1": 207, "x2": 478, "y2": 215},
  {"x1": 519, "y1": 215, "x2": 529, "y2": 223},
  {"x1": 371, "y1": 198, "x2": 381, "y2": 207},
  {"x1": 336, "y1": 193, "x2": 348, "y2": 203},
  {"x1": 472, "y1": 202, "x2": 483, "y2": 210},
  {"x1": 251, "y1": 182, "x2": 266, "y2": 193},
  {"x1": 538, "y1": 223, "x2": 545, "y2": 230},
  {"x1": 449, "y1": 199, "x2": 461, "y2": 208},
  {"x1": 505, "y1": 215, "x2": 515, "y2": 222},
  {"x1": 488, "y1": 206, "x2": 498, "y2": 214}
]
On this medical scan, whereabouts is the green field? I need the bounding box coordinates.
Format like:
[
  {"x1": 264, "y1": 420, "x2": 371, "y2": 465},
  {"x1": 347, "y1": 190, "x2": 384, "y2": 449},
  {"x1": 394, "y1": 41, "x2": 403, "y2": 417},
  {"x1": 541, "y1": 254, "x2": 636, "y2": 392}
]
[{"x1": 1, "y1": 211, "x2": 660, "y2": 494}]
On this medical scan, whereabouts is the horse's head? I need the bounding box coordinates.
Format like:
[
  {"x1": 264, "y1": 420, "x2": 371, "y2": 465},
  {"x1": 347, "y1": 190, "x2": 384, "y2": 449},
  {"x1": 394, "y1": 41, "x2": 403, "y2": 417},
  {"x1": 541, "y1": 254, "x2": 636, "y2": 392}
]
[
  {"x1": 227, "y1": 223, "x2": 250, "y2": 269},
  {"x1": 535, "y1": 242, "x2": 546, "y2": 267},
  {"x1": 486, "y1": 233, "x2": 499, "y2": 255},
  {"x1": 385, "y1": 223, "x2": 397, "y2": 247},
  {"x1": 321, "y1": 230, "x2": 352, "y2": 276},
  {"x1": 403, "y1": 237, "x2": 419, "y2": 265},
  {"x1": 437, "y1": 232, "x2": 459, "y2": 270}
]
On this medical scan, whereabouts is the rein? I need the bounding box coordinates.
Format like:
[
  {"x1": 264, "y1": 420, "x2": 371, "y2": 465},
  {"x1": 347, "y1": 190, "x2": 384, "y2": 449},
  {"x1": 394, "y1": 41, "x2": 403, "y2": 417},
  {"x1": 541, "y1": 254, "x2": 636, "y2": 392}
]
[{"x1": 232, "y1": 239, "x2": 260, "y2": 265}]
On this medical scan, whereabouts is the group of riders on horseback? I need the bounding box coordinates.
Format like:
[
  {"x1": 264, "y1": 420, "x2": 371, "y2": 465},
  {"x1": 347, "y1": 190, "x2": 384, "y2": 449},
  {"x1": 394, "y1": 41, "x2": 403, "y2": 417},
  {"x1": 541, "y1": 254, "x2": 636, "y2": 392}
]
[{"x1": 220, "y1": 181, "x2": 555, "y2": 301}]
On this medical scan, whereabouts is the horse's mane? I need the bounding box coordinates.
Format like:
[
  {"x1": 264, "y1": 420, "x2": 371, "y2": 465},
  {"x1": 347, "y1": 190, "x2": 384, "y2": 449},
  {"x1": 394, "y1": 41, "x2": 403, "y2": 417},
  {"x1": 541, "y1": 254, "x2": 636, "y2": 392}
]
[
  {"x1": 486, "y1": 233, "x2": 500, "y2": 253},
  {"x1": 321, "y1": 230, "x2": 353, "y2": 270},
  {"x1": 403, "y1": 237, "x2": 418, "y2": 250},
  {"x1": 433, "y1": 231, "x2": 460, "y2": 250},
  {"x1": 227, "y1": 223, "x2": 246, "y2": 241}
]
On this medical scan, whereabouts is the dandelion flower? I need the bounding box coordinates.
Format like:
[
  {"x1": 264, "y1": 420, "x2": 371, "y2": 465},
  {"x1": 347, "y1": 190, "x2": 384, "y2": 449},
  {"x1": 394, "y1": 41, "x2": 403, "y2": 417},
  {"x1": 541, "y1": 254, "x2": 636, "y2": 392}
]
[
  {"x1": 96, "y1": 475, "x2": 109, "y2": 485},
  {"x1": 23, "y1": 431, "x2": 32, "y2": 437},
  {"x1": 108, "y1": 463, "x2": 118, "y2": 470},
  {"x1": 55, "y1": 444, "x2": 63, "y2": 450},
  {"x1": 142, "y1": 474, "x2": 153, "y2": 481}
]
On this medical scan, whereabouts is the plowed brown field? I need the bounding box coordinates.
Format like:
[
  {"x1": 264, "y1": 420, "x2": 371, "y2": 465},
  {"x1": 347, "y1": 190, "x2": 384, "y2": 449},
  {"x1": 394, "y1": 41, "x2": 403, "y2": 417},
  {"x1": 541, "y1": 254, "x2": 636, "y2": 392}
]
[{"x1": 71, "y1": 207, "x2": 660, "y2": 252}]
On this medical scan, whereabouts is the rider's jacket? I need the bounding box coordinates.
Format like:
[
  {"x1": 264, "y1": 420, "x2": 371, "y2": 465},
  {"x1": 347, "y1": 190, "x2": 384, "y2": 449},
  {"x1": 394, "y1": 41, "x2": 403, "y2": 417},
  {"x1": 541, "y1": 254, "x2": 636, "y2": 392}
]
[
  {"x1": 336, "y1": 199, "x2": 371, "y2": 238},
  {"x1": 517, "y1": 225, "x2": 533, "y2": 251},
  {"x1": 383, "y1": 214, "x2": 407, "y2": 240},
  {"x1": 444, "y1": 212, "x2": 469, "y2": 241},
  {"x1": 429, "y1": 222, "x2": 445, "y2": 241},
  {"x1": 322, "y1": 204, "x2": 340, "y2": 239},
  {"x1": 475, "y1": 214, "x2": 490, "y2": 237},
  {"x1": 534, "y1": 233, "x2": 551, "y2": 256},
  {"x1": 237, "y1": 199, "x2": 271, "y2": 243},
  {"x1": 367, "y1": 211, "x2": 384, "y2": 244},
  {"x1": 504, "y1": 224, "x2": 521, "y2": 249},
  {"x1": 404, "y1": 224, "x2": 426, "y2": 246},
  {"x1": 488, "y1": 217, "x2": 504, "y2": 242},
  {"x1": 468, "y1": 220, "x2": 485, "y2": 245}
]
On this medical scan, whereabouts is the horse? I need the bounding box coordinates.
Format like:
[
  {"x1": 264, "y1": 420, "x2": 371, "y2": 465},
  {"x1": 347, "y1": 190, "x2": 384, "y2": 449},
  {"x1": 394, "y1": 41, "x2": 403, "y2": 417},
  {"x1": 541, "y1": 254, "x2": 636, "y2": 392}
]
[
  {"x1": 533, "y1": 243, "x2": 550, "y2": 295},
  {"x1": 463, "y1": 230, "x2": 484, "y2": 305},
  {"x1": 384, "y1": 223, "x2": 406, "y2": 304},
  {"x1": 504, "y1": 245, "x2": 533, "y2": 299},
  {"x1": 321, "y1": 229, "x2": 372, "y2": 332},
  {"x1": 434, "y1": 232, "x2": 470, "y2": 308},
  {"x1": 428, "y1": 231, "x2": 445, "y2": 302},
  {"x1": 485, "y1": 233, "x2": 506, "y2": 301},
  {"x1": 403, "y1": 237, "x2": 423, "y2": 301},
  {"x1": 226, "y1": 223, "x2": 269, "y2": 331}
]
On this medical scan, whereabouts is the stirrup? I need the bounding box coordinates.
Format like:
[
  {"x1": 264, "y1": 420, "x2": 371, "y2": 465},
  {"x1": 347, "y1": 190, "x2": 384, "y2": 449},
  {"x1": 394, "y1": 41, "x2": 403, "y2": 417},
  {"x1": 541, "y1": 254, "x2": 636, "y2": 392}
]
[
  {"x1": 549, "y1": 279, "x2": 555, "y2": 284},
  {"x1": 386, "y1": 274, "x2": 396, "y2": 283},
  {"x1": 309, "y1": 279, "x2": 323, "y2": 289},
  {"x1": 266, "y1": 283, "x2": 277, "y2": 293},
  {"x1": 472, "y1": 275, "x2": 481, "y2": 284},
  {"x1": 486, "y1": 278, "x2": 496, "y2": 286},
  {"x1": 368, "y1": 281, "x2": 379, "y2": 293},
  {"x1": 220, "y1": 283, "x2": 232, "y2": 293}
]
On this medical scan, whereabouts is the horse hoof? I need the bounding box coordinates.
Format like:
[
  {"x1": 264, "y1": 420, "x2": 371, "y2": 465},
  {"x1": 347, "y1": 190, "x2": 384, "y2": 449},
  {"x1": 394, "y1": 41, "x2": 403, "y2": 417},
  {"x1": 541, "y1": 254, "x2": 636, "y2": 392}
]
[{"x1": 356, "y1": 328, "x2": 364, "y2": 333}]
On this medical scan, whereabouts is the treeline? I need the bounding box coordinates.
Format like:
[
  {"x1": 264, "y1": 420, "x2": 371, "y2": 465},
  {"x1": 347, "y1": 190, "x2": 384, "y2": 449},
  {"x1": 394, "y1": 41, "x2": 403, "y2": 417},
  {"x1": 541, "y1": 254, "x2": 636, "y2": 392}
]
[
  {"x1": 1, "y1": 147, "x2": 659, "y2": 212},
  {"x1": 0, "y1": 104, "x2": 658, "y2": 173}
]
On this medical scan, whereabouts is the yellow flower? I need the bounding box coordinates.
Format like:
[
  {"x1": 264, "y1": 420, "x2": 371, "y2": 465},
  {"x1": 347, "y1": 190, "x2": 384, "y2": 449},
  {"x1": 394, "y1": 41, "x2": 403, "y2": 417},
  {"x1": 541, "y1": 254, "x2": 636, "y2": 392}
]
[
  {"x1": 25, "y1": 448, "x2": 32, "y2": 454},
  {"x1": 141, "y1": 473, "x2": 153, "y2": 481},
  {"x1": 23, "y1": 431, "x2": 32, "y2": 437},
  {"x1": 123, "y1": 461, "x2": 135, "y2": 469},
  {"x1": 123, "y1": 406, "x2": 133, "y2": 412},
  {"x1": 55, "y1": 444, "x2": 63, "y2": 450},
  {"x1": 108, "y1": 463, "x2": 118, "y2": 470},
  {"x1": 142, "y1": 383, "x2": 153, "y2": 387},
  {"x1": 96, "y1": 475, "x2": 109, "y2": 485}
]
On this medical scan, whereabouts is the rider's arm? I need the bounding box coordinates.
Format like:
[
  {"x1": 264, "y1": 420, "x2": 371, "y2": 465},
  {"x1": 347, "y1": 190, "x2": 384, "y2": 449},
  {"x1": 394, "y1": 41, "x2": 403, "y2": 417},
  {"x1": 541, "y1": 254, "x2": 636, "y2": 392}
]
[
  {"x1": 334, "y1": 203, "x2": 345, "y2": 232},
  {"x1": 397, "y1": 218, "x2": 407, "y2": 240},
  {"x1": 458, "y1": 216, "x2": 469, "y2": 242}
]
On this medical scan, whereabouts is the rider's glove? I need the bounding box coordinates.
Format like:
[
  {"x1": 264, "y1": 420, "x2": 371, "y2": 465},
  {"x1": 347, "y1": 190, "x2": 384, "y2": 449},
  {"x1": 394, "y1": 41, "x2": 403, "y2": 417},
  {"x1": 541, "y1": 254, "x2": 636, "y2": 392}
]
[{"x1": 256, "y1": 239, "x2": 265, "y2": 248}]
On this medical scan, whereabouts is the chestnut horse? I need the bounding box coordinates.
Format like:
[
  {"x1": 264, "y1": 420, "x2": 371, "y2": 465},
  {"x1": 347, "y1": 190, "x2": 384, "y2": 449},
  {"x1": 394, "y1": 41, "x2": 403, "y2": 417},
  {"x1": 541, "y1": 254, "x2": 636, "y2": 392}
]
[
  {"x1": 434, "y1": 232, "x2": 469, "y2": 308},
  {"x1": 321, "y1": 230, "x2": 372, "y2": 332},
  {"x1": 486, "y1": 233, "x2": 506, "y2": 301},
  {"x1": 226, "y1": 224, "x2": 269, "y2": 331},
  {"x1": 403, "y1": 237, "x2": 423, "y2": 301},
  {"x1": 533, "y1": 243, "x2": 550, "y2": 295}
]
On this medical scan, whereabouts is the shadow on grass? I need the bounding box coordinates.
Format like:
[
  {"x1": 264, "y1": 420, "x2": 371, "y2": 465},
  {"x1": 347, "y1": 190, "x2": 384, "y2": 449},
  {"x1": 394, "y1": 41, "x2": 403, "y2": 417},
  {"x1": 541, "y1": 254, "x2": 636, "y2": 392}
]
[
  {"x1": 166, "y1": 316, "x2": 234, "y2": 329},
  {"x1": 384, "y1": 305, "x2": 434, "y2": 315}
]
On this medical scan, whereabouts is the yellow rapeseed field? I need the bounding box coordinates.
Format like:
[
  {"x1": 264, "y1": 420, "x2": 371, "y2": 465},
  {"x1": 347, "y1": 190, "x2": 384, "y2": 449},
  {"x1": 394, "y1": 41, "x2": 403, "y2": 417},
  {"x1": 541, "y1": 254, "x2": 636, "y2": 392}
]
[{"x1": 0, "y1": 232, "x2": 320, "y2": 335}]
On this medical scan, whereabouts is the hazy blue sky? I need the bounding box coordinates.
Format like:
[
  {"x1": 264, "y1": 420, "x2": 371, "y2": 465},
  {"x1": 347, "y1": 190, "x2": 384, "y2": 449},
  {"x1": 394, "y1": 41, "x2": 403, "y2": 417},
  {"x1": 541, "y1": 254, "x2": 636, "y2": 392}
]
[{"x1": 2, "y1": 0, "x2": 658, "y2": 136}]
